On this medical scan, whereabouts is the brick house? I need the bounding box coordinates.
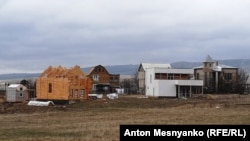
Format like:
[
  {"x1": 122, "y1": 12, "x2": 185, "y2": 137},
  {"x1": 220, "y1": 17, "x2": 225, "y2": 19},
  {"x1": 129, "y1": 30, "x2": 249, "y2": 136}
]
[
  {"x1": 87, "y1": 65, "x2": 120, "y2": 93},
  {"x1": 194, "y1": 55, "x2": 238, "y2": 93}
]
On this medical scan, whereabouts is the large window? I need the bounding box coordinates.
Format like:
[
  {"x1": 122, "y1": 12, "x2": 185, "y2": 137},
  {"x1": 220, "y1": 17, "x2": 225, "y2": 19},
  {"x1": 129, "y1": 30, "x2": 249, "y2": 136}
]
[
  {"x1": 155, "y1": 73, "x2": 179, "y2": 80},
  {"x1": 155, "y1": 73, "x2": 167, "y2": 79}
]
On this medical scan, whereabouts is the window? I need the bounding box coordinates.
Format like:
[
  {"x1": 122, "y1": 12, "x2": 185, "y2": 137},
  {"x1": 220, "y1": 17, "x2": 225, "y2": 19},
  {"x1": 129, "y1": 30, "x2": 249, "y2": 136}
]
[
  {"x1": 92, "y1": 84, "x2": 97, "y2": 91},
  {"x1": 74, "y1": 89, "x2": 78, "y2": 98},
  {"x1": 167, "y1": 74, "x2": 174, "y2": 80},
  {"x1": 20, "y1": 87, "x2": 23, "y2": 91},
  {"x1": 20, "y1": 93, "x2": 23, "y2": 97},
  {"x1": 93, "y1": 74, "x2": 99, "y2": 81},
  {"x1": 110, "y1": 76, "x2": 118, "y2": 82},
  {"x1": 224, "y1": 73, "x2": 232, "y2": 81},
  {"x1": 155, "y1": 73, "x2": 160, "y2": 79},
  {"x1": 155, "y1": 73, "x2": 167, "y2": 80},
  {"x1": 75, "y1": 75, "x2": 79, "y2": 85},
  {"x1": 80, "y1": 89, "x2": 85, "y2": 98},
  {"x1": 196, "y1": 73, "x2": 200, "y2": 80},
  {"x1": 48, "y1": 83, "x2": 52, "y2": 93},
  {"x1": 70, "y1": 89, "x2": 74, "y2": 97}
]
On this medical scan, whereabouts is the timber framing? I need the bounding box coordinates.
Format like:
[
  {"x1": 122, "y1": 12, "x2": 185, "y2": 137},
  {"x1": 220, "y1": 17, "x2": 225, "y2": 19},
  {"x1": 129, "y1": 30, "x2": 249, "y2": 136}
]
[{"x1": 36, "y1": 65, "x2": 92, "y2": 101}]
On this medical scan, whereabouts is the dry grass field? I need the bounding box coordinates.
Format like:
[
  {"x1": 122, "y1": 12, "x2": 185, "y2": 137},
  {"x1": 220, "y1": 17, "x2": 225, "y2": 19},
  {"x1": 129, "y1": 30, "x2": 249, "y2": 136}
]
[{"x1": 0, "y1": 94, "x2": 249, "y2": 141}]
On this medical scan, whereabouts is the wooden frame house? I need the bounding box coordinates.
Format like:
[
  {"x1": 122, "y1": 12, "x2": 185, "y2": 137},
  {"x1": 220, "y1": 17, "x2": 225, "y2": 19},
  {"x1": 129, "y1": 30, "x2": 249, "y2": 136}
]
[{"x1": 36, "y1": 65, "x2": 92, "y2": 101}]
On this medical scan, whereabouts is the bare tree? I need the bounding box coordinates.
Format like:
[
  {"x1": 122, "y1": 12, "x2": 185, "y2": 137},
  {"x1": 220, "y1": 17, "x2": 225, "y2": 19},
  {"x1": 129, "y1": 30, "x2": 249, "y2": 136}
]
[
  {"x1": 120, "y1": 69, "x2": 139, "y2": 94},
  {"x1": 235, "y1": 69, "x2": 249, "y2": 94}
]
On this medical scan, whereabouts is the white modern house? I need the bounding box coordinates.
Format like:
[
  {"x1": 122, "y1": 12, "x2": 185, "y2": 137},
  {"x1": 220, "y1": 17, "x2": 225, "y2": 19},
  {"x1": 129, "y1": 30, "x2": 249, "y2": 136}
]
[
  {"x1": 138, "y1": 63, "x2": 172, "y2": 94},
  {"x1": 144, "y1": 67, "x2": 204, "y2": 98}
]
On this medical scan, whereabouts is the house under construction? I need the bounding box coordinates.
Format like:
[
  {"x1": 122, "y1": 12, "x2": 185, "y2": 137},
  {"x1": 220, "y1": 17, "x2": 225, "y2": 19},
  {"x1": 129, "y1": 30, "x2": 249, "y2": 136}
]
[{"x1": 36, "y1": 65, "x2": 92, "y2": 101}]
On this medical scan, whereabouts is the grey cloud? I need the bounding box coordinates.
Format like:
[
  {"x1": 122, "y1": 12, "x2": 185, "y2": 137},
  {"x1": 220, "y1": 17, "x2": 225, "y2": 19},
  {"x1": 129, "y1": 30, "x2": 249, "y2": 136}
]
[{"x1": 0, "y1": 0, "x2": 250, "y2": 73}]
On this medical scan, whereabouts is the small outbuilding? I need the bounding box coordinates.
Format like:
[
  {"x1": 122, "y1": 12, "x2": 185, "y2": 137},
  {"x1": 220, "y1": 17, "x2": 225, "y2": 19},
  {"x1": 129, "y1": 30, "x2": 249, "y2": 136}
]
[{"x1": 6, "y1": 84, "x2": 28, "y2": 102}]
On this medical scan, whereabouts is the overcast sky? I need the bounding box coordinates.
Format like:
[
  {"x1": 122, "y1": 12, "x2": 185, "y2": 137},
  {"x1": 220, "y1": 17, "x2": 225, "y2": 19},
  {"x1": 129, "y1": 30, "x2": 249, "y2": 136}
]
[{"x1": 0, "y1": 0, "x2": 250, "y2": 74}]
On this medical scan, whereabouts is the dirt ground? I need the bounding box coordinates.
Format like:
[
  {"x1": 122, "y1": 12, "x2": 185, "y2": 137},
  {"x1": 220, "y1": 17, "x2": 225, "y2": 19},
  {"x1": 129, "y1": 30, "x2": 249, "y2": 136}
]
[
  {"x1": 1, "y1": 93, "x2": 250, "y2": 114},
  {"x1": 0, "y1": 94, "x2": 249, "y2": 141}
]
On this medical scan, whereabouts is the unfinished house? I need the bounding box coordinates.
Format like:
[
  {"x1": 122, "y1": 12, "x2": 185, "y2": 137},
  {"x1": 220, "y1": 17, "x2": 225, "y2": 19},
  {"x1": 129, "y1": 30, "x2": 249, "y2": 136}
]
[
  {"x1": 194, "y1": 55, "x2": 238, "y2": 93},
  {"x1": 87, "y1": 65, "x2": 120, "y2": 94},
  {"x1": 138, "y1": 63, "x2": 172, "y2": 94},
  {"x1": 36, "y1": 65, "x2": 92, "y2": 101},
  {"x1": 145, "y1": 67, "x2": 203, "y2": 98},
  {"x1": 6, "y1": 84, "x2": 28, "y2": 102}
]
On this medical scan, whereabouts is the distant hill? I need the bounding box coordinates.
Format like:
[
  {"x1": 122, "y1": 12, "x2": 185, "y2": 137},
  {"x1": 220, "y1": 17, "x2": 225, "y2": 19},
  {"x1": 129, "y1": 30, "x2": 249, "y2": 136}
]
[
  {"x1": 0, "y1": 73, "x2": 40, "y2": 81},
  {"x1": 171, "y1": 59, "x2": 250, "y2": 72},
  {"x1": 1, "y1": 59, "x2": 250, "y2": 80},
  {"x1": 0, "y1": 65, "x2": 140, "y2": 81},
  {"x1": 81, "y1": 64, "x2": 139, "y2": 75}
]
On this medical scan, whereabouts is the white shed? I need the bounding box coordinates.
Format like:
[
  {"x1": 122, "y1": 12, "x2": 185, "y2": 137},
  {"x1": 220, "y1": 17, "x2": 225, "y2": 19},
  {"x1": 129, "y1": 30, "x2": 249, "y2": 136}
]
[{"x1": 6, "y1": 84, "x2": 28, "y2": 102}]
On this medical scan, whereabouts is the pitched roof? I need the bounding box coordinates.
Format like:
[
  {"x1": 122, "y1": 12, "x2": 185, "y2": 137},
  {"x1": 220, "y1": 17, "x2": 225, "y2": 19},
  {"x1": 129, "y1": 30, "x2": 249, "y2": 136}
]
[
  {"x1": 139, "y1": 63, "x2": 172, "y2": 71},
  {"x1": 219, "y1": 64, "x2": 238, "y2": 69},
  {"x1": 193, "y1": 63, "x2": 238, "y2": 70},
  {"x1": 8, "y1": 84, "x2": 21, "y2": 88},
  {"x1": 194, "y1": 55, "x2": 238, "y2": 70},
  {"x1": 204, "y1": 55, "x2": 215, "y2": 62},
  {"x1": 39, "y1": 65, "x2": 86, "y2": 78},
  {"x1": 86, "y1": 65, "x2": 110, "y2": 75},
  {"x1": 86, "y1": 66, "x2": 95, "y2": 75},
  {"x1": 8, "y1": 84, "x2": 27, "y2": 90}
]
